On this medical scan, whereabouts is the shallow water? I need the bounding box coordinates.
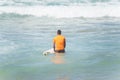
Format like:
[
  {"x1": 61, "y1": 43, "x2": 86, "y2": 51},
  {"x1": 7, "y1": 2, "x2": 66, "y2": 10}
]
[{"x1": 0, "y1": 16, "x2": 120, "y2": 80}]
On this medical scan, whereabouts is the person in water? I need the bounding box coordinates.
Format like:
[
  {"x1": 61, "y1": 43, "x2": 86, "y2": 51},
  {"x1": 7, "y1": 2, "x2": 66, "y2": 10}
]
[{"x1": 53, "y1": 30, "x2": 66, "y2": 53}]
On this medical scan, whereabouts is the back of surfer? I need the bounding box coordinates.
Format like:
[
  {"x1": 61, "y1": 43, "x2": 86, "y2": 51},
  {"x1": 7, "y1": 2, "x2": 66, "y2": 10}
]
[{"x1": 53, "y1": 30, "x2": 66, "y2": 53}]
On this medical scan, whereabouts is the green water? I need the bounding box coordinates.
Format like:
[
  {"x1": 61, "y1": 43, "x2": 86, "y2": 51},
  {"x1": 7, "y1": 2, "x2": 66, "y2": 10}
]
[{"x1": 0, "y1": 17, "x2": 120, "y2": 80}]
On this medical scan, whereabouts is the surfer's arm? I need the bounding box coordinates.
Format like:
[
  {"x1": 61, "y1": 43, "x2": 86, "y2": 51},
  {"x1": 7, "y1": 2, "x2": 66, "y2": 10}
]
[
  {"x1": 53, "y1": 38, "x2": 55, "y2": 51},
  {"x1": 53, "y1": 42, "x2": 55, "y2": 51},
  {"x1": 64, "y1": 38, "x2": 66, "y2": 48}
]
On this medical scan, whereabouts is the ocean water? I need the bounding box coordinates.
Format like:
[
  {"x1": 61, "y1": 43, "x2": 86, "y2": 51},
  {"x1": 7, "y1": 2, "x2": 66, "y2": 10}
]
[{"x1": 0, "y1": 0, "x2": 120, "y2": 80}]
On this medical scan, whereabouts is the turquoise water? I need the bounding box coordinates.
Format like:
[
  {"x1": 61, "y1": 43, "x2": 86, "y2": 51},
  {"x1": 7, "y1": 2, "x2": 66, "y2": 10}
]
[
  {"x1": 0, "y1": 0, "x2": 120, "y2": 80},
  {"x1": 0, "y1": 16, "x2": 120, "y2": 80}
]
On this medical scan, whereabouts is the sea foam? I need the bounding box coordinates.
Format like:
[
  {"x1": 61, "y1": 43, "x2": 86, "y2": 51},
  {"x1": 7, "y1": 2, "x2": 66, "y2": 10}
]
[{"x1": 0, "y1": 5, "x2": 120, "y2": 18}]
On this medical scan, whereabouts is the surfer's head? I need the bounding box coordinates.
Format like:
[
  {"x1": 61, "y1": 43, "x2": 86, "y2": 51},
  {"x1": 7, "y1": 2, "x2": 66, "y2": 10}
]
[{"x1": 57, "y1": 30, "x2": 61, "y2": 35}]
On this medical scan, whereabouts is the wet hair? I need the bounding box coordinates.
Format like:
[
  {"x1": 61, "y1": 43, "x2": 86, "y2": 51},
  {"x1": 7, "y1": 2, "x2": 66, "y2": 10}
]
[{"x1": 57, "y1": 30, "x2": 61, "y2": 35}]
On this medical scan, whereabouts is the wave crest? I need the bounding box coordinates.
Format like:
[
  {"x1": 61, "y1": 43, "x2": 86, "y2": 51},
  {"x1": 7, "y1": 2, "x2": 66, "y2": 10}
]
[
  {"x1": 0, "y1": 0, "x2": 120, "y2": 6},
  {"x1": 0, "y1": 5, "x2": 120, "y2": 18}
]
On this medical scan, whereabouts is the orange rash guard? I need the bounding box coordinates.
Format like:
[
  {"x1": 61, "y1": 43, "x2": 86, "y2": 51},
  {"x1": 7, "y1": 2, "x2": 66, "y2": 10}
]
[{"x1": 53, "y1": 35, "x2": 65, "y2": 51}]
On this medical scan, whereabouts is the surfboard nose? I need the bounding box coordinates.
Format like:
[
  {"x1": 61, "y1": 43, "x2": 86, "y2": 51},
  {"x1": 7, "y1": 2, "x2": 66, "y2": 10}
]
[{"x1": 43, "y1": 48, "x2": 55, "y2": 56}]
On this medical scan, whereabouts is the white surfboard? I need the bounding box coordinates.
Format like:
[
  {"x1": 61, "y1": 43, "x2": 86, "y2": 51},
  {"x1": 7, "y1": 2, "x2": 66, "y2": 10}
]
[{"x1": 43, "y1": 48, "x2": 55, "y2": 55}]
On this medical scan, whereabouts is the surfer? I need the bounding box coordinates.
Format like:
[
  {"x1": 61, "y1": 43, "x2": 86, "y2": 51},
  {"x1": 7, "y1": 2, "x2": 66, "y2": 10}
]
[{"x1": 53, "y1": 30, "x2": 66, "y2": 53}]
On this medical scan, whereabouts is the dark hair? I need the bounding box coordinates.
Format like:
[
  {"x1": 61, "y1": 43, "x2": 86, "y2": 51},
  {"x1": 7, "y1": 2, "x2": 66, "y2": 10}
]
[{"x1": 57, "y1": 30, "x2": 61, "y2": 34}]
